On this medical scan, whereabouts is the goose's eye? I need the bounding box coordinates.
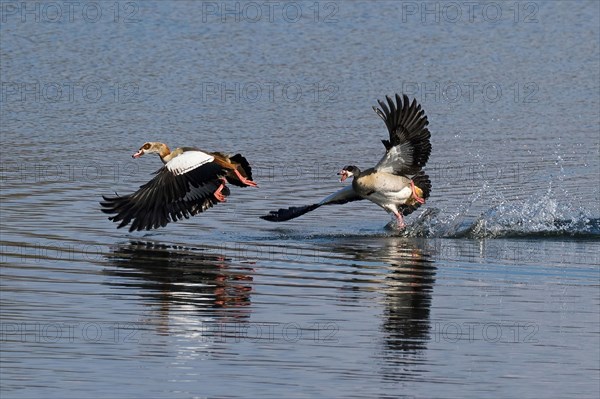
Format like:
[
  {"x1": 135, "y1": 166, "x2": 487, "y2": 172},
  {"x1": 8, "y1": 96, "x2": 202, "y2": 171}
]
[{"x1": 142, "y1": 143, "x2": 151, "y2": 150}]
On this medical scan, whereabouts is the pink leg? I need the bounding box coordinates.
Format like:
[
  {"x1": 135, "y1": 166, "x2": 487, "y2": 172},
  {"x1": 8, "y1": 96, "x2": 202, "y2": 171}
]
[
  {"x1": 393, "y1": 210, "x2": 406, "y2": 229},
  {"x1": 234, "y1": 169, "x2": 258, "y2": 187},
  {"x1": 410, "y1": 180, "x2": 426, "y2": 204},
  {"x1": 213, "y1": 180, "x2": 228, "y2": 202}
]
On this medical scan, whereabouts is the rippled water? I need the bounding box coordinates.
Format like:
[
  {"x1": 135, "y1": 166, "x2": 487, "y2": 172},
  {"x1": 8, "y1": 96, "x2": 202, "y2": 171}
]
[{"x1": 1, "y1": 1, "x2": 599, "y2": 398}]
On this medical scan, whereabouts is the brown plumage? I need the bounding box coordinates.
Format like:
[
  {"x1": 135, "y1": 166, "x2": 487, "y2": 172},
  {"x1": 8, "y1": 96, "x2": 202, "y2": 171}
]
[
  {"x1": 261, "y1": 94, "x2": 432, "y2": 228},
  {"x1": 100, "y1": 142, "x2": 257, "y2": 231}
]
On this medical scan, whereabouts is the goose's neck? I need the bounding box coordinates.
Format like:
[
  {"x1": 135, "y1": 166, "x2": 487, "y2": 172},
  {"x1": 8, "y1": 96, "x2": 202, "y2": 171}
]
[{"x1": 158, "y1": 144, "x2": 172, "y2": 163}]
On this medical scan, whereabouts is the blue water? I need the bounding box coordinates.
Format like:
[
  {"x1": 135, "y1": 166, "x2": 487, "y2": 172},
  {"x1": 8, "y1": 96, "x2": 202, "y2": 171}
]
[{"x1": 1, "y1": 1, "x2": 599, "y2": 398}]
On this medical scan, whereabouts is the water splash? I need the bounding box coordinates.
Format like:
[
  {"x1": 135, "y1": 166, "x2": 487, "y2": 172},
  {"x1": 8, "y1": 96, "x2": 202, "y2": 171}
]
[{"x1": 396, "y1": 184, "x2": 600, "y2": 239}]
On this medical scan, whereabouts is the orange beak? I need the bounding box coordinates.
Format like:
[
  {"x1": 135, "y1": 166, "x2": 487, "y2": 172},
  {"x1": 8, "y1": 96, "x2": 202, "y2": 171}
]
[
  {"x1": 338, "y1": 170, "x2": 348, "y2": 182},
  {"x1": 132, "y1": 150, "x2": 144, "y2": 158}
]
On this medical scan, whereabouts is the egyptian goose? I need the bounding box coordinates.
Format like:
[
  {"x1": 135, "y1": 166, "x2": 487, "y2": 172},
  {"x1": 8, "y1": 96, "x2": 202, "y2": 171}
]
[
  {"x1": 101, "y1": 142, "x2": 257, "y2": 231},
  {"x1": 261, "y1": 94, "x2": 432, "y2": 228}
]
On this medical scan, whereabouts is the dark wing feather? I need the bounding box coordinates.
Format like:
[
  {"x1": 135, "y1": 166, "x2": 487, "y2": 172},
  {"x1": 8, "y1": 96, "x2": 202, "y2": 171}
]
[
  {"x1": 261, "y1": 186, "x2": 362, "y2": 222},
  {"x1": 260, "y1": 204, "x2": 321, "y2": 222},
  {"x1": 100, "y1": 162, "x2": 227, "y2": 231},
  {"x1": 373, "y1": 94, "x2": 431, "y2": 175},
  {"x1": 226, "y1": 153, "x2": 253, "y2": 187}
]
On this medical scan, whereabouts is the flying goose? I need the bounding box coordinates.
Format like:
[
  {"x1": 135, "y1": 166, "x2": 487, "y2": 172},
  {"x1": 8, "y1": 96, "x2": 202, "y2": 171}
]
[
  {"x1": 261, "y1": 94, "x2": 432, "y2": 228},
  {"x1": 101, "y1": 142, "x2": 257, "y2": 231}
]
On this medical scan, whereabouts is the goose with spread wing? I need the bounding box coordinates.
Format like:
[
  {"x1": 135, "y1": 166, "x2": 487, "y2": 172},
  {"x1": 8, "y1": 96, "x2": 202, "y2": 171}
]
[
  {"x1": 101, "y1": 142, "x2": 257, "y2": 232},
  {"x1": 261, "y1": 94, "x2": 432, "y2": 228}
]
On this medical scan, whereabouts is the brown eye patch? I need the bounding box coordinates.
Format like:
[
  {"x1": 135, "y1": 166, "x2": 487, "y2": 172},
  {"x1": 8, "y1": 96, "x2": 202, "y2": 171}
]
[{"x1": 142, "y1": 143, "x2": 151, "y2": 150}]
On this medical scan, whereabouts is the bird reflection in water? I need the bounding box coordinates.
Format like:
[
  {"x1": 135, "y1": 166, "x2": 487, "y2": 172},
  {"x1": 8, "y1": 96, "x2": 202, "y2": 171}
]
[
  {"x1": 376, "y1": 238, "x2": 436, "y2": 352},
  {"x1": 323, "y1": 237, "x2": 436, "y2": 379},
  {"x1": 104, "y1": 241, "x2": 254, "y2": 336},
  {"x1": 374, "y1": 238, "x2": 436, "y2": 381}
]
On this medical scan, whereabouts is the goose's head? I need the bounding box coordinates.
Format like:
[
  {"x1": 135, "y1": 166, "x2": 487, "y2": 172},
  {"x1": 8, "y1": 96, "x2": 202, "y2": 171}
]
[
  {"x1": 338, "y1": 165, "x2": 360, "y2": 182},
  {"x1": 132, "y1": 142, "x2": 169, "y2": 159}
]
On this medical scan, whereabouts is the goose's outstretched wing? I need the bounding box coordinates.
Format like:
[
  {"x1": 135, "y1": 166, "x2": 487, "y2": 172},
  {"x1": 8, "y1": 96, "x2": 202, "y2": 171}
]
[
  {"x1": 101, "y1": 161, "x2": 228, "y2": 232},
  {"x1": 373, "y1": 94, "x2": 431, "y2": 175},
  {"x1": 261, "y1": 186, "x2": 362, "y2": 222}
]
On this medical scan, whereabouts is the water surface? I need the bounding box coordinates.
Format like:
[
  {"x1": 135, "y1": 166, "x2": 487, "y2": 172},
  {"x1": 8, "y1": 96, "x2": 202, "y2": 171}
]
[{"x1": 1, "y1": 1, "x2": 599, "y2": 398}]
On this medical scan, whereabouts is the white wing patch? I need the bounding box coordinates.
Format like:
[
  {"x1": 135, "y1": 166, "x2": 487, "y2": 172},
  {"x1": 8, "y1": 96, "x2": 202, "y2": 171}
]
[
  {"x1": 375, "y1": 143, "x2": 413, "y2": 174},
  {"x1": 166, "y1": 151, "x2": 214, "y2": 176}
]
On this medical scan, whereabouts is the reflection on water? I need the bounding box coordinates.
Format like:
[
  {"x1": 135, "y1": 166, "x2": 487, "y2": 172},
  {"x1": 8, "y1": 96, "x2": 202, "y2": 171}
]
[
  {"x1": 317, "y1": 237, "x2": 436, "y2": 382},
  {"x1": 105, "y1": 241, "x2": 254, "y2": 334},
  {"x1": 378, "y1": 241, "x2": 435, "y2": 353},
  {"x1": 106, "y1": 238, "x2": 438, "y2": 361},
  {"x1": 377, "y1": 240, "x2": 436, "y2": 383},
  {"x1": 1, "y1": 0, "x2": 598, "y2": 396}
]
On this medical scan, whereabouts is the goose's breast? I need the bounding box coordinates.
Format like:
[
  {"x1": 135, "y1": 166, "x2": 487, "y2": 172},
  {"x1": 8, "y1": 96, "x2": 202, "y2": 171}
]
[
  {"x1": 355, "y1": 172, "x2": 410, "y2": 194},
  {"x1": 366, "y1": 187, "x2": 412, "y2": 205}
]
